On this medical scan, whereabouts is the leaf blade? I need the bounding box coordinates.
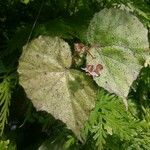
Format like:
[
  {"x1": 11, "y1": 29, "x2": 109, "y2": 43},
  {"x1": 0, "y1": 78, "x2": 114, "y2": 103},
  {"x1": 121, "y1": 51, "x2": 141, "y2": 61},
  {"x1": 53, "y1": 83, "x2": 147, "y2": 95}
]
[{"x1": 18, "y1": 36, "x2": 96, "y2": 138}]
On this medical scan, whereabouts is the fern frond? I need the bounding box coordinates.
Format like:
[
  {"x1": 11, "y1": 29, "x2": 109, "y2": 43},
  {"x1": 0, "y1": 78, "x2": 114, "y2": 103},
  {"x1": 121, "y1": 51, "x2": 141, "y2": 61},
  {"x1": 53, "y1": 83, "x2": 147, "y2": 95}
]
[
  {"x1": 84, "y1": 89, "x2": 142, "y2": 149},
  {"x1": 0, "y1": 139, "x2": 9, "y2": 150},
  {"x1": 0, "y1": 73, "x2": 17, "y2": 135}
]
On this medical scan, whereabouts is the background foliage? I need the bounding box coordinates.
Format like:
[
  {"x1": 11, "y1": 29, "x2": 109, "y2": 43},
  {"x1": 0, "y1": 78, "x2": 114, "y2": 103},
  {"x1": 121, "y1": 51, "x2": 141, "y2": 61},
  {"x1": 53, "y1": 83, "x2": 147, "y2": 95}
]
[{"x1": 0, "y1": 0, "x2": 150, "y2": 149}]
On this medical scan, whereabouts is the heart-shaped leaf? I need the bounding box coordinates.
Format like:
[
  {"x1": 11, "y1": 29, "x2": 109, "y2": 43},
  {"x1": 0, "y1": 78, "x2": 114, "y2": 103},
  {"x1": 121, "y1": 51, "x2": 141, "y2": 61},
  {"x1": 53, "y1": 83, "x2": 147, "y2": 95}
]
[
  {"x1": 86, "y1": 8, "x2": 149, "y2": 107},
  {"x1": 18, "y1": 36, "x2": 96, "y2": 137}
]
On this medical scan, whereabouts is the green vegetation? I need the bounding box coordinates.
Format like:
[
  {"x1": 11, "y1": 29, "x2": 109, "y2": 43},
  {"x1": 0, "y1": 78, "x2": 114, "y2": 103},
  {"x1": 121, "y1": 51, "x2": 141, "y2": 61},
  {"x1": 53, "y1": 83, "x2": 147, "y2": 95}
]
[{"x1": 0, "y1": 0, "x2": 150, "y2": 149}]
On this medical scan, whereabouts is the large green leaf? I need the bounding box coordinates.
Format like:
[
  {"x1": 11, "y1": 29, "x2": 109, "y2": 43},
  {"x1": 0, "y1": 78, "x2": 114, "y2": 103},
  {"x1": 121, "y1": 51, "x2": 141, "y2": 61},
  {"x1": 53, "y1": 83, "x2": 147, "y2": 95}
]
[
  {"x1": 18, "y1": 36, "x2": 96, "y2": 137},
  {"x1": 87, "y1": 8, "x2": 149, "y2": 51},
  {"x1": 86, "y1": 8, "x2": 149, "y2": 107}
]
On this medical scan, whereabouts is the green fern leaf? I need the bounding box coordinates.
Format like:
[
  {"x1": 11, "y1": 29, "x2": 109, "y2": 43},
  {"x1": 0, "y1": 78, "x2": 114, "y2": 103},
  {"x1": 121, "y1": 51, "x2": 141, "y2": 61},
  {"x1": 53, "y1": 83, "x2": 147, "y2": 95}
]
[
  {"x1": 84, "y1": 89, "x2": 141, "y2": 149},
  {"x1": 0, "y1": 140, "x2": 9, "y2": 150},
  {"x1": 0, "y1": 74, "x2": 17, "y2": 135}
]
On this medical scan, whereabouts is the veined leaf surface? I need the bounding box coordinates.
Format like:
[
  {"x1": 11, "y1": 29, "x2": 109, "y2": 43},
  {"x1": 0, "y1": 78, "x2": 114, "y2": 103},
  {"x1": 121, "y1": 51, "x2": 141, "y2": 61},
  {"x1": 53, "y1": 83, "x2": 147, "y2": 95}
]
[
  {"x1": 86, "y1": 8, "x2": 149, "y2": 107},
  {"x1": 18, "y1": 36, "x2": 96, "y2": 137},
  {"x1": 87, "y1": 8, "x2": 149, "y2": 51}
]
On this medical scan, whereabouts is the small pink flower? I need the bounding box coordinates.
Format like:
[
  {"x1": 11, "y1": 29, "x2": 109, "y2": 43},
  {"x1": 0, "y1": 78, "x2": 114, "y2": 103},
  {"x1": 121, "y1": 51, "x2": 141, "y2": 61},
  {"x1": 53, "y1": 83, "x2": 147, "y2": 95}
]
[
  {"x1": 82, "y1": 64, "x2": 103, "y2": 77},
  {"x1": 74, "y1": 43, "x2": 95, "y2": 59}
]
